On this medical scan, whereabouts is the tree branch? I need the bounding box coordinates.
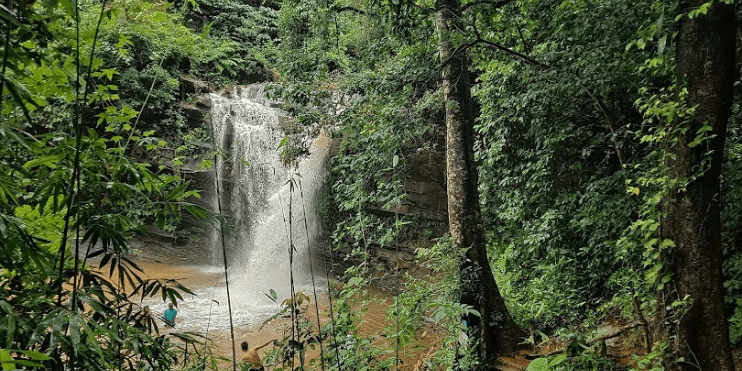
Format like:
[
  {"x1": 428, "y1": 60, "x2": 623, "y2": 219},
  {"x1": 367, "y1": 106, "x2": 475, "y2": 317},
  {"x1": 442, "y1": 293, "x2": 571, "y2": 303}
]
[
  {"x1": 472, "y1": 37, "x2": 553, "y2": 70},
  {"x1": 585, "y1": 88, "x2": 628, "y2": 166},
  {"x1": 438, "y1": 40, "x2": 477, "y2": 70},
  {"x1": 437, "y1": 10, "x2": 551, "y2": 71},
  {"x1": 516, "y1": 26, "x2": 532, "y2": 55},
  {"x1": 330, "y1": 5, "x2": 367, "y2": 16},
  {"x1": 587, "y1": 321, "x2": 648, "y2": 346},
  {"x1": 437, "y1": 36, "x2": 552, "y2": 72},
  {"x1": 631, "y1": 290, "x2": 651, "y2": 353},
  {"x1": 438, "y1": 5, "x2": 628, "y2": 172},
  {"x1": 469, "y1": 11, "x2": 552, "y2": 70},
  {"x1": 524, "y1": 321, "x2": 652, "y2": 360},
  {"x1": 461, "y1": 0, "x2": 516, "y2": 12}
]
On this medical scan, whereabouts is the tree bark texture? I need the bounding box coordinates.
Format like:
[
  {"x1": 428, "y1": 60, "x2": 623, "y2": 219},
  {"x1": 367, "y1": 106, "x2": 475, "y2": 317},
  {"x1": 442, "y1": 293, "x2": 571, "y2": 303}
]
[
  {"x1": 659, "y1": 1, "x2": 736, "y2": 370},
  {"x1": 435, "y1": 0, "x2": 523, "y2": 362}
]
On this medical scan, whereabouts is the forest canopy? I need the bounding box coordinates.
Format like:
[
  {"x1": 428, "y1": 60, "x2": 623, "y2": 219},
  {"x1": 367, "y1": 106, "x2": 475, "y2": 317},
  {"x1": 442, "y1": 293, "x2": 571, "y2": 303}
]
[{"x1": 0, "y1": 0, "x2": 740, "y2": 370}]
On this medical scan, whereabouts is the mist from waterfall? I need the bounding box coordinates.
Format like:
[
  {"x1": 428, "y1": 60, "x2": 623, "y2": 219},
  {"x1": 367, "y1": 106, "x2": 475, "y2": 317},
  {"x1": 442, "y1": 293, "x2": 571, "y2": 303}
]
[{"x1": 148, "y1": 85, "x2": 330, "y2": 331}]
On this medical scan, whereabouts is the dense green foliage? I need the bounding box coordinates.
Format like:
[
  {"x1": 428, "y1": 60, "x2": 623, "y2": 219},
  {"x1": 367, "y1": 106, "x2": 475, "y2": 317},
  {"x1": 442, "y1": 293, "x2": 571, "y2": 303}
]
[
  {"x1": 3, "y1": 0, "x2": 741, "y2": 369},
  {"x1": 0, "y1": 0, "x2": 232, "y2": 368},
  {"x1": 296, "y1": 0, "x2": 647, "y2": 329},
  {"x1": 182, "y1": 0, "x2": 280, "y2": 82},
  {"x1": 271, "y1": 0, "x2": 742, "y2": 364},
  {"x1": 474, "y1": 0, "x2": 654, "y2": 328}
]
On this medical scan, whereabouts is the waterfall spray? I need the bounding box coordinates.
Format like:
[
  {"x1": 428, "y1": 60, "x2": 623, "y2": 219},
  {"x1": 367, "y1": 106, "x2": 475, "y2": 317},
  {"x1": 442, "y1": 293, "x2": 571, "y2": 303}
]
[
  {"x1": 145, "y1": 85, "x2": 332, "y2": 332},
  {"x1": 208, "y1": 92, "x2": 238, "y2": 370},
  {"x1": 142, "y1": 85, "x2": 333, "y2": 354}
]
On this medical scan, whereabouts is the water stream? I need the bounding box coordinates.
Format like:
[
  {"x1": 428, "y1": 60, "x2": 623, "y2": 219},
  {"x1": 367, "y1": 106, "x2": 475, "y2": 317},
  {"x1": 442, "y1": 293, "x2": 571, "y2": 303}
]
[{"x1": 146, "y1": 85, "x2": 330, "y2": 331}]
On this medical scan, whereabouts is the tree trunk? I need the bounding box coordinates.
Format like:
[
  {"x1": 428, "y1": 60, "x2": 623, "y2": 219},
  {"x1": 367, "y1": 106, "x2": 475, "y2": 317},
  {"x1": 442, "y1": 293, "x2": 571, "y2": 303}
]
[
  {"x1": 436, "y1": 0, "x2": 523, "y2": 363},
  {"x1": 659, "y1": 1, "x2": 736, "y2": 370}
]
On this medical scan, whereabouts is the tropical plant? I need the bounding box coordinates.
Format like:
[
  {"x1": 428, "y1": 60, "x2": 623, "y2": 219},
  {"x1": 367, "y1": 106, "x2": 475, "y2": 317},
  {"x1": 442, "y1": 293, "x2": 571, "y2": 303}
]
[{"x1": 0, "y1": 0, "x2": 220, "y2": 369}]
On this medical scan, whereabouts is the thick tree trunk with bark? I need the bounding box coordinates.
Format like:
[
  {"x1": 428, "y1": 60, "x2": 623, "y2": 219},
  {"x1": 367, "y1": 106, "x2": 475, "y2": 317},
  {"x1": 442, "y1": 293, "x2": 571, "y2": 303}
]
[
  {"x1": 436, "y1": 0, "x2": 523, "y2": 363},
  {"x1": 659, "y1": 1, "x2": 736, "y2": 370}
]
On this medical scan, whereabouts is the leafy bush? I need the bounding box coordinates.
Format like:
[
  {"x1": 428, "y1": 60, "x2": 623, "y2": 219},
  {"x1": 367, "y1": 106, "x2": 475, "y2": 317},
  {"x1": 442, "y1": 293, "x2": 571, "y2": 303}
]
[
  {"x1": 89, "y1": 0, "x2": 242, "y2": 142},
  {"x1": 554, "y1": 352, "x2": 623, "y2": 371},
  {"x1": 724, "y1": 253, "x2": 742, "y2": 345},
  {"x1": 0, "y1": 0, "x2": 218, "y2": 368},
  {"x1": 474, "y1": 0, "x2": 654, "y2": 330},
  {"x1": 184, "y1": 0, "x2": 279, "y2": 82}
]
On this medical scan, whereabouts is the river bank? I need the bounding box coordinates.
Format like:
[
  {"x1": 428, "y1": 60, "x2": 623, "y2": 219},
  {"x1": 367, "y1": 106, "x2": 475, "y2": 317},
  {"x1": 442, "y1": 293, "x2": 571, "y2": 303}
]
[{"x1": 125, "y1": 236, "x2": 439, "y2": 370}]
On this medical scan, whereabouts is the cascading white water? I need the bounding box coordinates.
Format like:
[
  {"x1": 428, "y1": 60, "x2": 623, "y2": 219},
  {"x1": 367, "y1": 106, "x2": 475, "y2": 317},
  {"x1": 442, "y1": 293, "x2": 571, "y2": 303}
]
[{"x1": 146, "y1": 85, "x2": 330, "y2": 331}]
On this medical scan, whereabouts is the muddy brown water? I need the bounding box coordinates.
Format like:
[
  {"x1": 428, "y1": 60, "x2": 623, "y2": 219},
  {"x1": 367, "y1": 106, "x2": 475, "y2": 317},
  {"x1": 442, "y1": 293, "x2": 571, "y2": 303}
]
[
  {"x1": 122, "y1": 238, "x2": 439, "y2": 370},
  {"x1": 94, "y1": 238, "x2": 742, "y2": 371},
  {"x1": 95, "y1": 238, "x2": 742, "y2": 371}
]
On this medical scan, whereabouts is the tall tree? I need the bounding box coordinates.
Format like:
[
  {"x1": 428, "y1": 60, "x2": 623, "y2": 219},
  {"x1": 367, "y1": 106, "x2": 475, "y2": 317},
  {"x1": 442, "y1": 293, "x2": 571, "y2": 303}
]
[
  {"x1": 659, "y1": 0, "x2": 736, "y2": 370},
  {"x1": 436, "y1": 0, "x2": 523, "y2": 363}
]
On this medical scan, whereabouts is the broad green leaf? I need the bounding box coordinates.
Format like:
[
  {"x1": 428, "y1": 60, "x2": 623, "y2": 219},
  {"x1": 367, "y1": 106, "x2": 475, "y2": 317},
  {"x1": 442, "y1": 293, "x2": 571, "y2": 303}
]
[
  {"x1": 23, "y1": 155, "x2": 61, "y2": 170},
  {"x1": 548, "y1": 352, "x2": 568, "y2": 367},
  {"x1": 10, "y1": 359, "x2": 44, "y2": 367},
  {"x1": 526, "y1": 358, "x2": 548, "y2": 371},
  {"x1": 167, "y1": 181, "x2": 191, "y2": 201},
  {"x1": 21, "y1": 350, "x2": 53, "y2": 361},
  {"x1": 0, "y1": 349, "x2": 15, "y2": 370}
]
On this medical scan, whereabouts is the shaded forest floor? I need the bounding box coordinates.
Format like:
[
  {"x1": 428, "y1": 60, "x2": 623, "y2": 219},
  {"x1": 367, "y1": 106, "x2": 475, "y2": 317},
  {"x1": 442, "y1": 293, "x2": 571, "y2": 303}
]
[{"x1": 124, "y1": 237, "x2": 742, "y2": 370}]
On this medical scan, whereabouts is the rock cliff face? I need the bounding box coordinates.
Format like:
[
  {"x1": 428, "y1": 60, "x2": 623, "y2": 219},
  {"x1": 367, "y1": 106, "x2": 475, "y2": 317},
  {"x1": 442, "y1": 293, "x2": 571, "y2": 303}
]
[
  {"x1": 179, "y1": 76, "x2": 213, "y2": 129},
  {"x1": 181, "y1": 94, "x2": 212, "y2": 130},
  {"x1": 398, "y1": 149, "x2": 448, "y2": 223},
  {"x1": 150, "y1": 83, "x2": 451, "y2": 293},
  {"x1": 130, "y1": 80, "x2": 215, "y2": 247},
  {"x1": 324, "y1": 144, "x2": 450, "y2": 292}
]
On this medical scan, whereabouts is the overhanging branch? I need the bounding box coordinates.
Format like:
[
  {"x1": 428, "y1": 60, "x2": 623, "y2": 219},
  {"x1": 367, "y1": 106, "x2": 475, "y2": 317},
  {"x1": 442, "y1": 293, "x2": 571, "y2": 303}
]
[
  {"x1": 585, "y1": 88, "x2": 628, "y2": 166},
  {"x1": 437, "y1": 37, "x2": 552, "y2": 71},
  {"x1": 469, "y1": 11, "x2": 552, "y2": 70},
  {"x1": 461, "y1": 0, "x2": 516, "y2": 12},
  {"x1": 472, "y1": 38, "x2": 553, "y2": 70},
  {"x1": 330, "y1": 5, "x2": 367, "y2": 16}
]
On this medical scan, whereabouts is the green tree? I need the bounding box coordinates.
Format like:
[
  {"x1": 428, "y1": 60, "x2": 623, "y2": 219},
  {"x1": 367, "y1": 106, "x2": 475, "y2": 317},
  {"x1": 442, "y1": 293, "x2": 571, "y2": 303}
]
[
  {"x1": 0, "y1": 0, "x2": 215, "y2": 369},
  {"x1": 435, "y1": 0, "x2": 523, "y2": 362},
  {"x1": 656, "y1": 0, "x2": 736, "y2": 369},
  {"x1": 472, "y1": 0, "x2": 656, "y2": 330},
  {"x1": 182, "y1": 0, "x2": 279, "y2": 82}
]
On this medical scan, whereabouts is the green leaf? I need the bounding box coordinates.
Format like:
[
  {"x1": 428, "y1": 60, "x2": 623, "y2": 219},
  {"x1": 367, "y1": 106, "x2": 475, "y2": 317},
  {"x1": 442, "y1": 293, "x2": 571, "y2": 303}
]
[
  {"x1": 166, "y1": 181, "x2": 191, "y2": 201},
  {"x1": 526, "y1": 358, "x2": 548, "y2": 371},
  {"x1": 200, "y1": 21, "x2": 215, "y2": 38},
  {"x1": 657, "y1": 35, "x2": 667, "y2": 55},
  {"x1": 636, "y1": 38, "x2": 646, "y2": 50},
  {"x1": 0, "y1": 349, "x2": 15, "y2": 370},
  {"x1": 24, "y1": 155, "x2": 62, "y2": 170},
  {"x1": 57, "y1": 0, "x2": 76, "y2": 16},
  {"x1": 18, "y1": 350, "x2": 51, "y2": 361},
  {"x1": 548, "y1": 352, "x2": 568, "y2": 367},
  {"x1": 5, "y1": 316, "x2": 15, "y2": 349},
  {"x1": 0, "y1": 5, "x2": 21, "y2": 27},
  {"x1": 2, "y1": 75, "x2": 38, "y2": 125},
  {"x1": 12, "y1": 359, "x2": 45, "y2": 367},
  {"x1": 654, "y1": 12, "x2": 664, "y2": 37}
]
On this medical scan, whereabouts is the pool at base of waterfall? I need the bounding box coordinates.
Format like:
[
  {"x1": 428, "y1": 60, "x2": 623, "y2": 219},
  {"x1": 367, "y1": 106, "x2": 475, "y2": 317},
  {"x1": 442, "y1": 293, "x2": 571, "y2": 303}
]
[{"x1": 139, "y1": 264, "x2": 327, "y2": 332}]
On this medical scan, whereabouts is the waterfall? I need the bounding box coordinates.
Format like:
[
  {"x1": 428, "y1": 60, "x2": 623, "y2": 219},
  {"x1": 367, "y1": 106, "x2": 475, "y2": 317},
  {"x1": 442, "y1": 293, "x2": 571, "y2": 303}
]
[
  {"x1": 148, "y1": 85, "x2": 330, "y2": 330},
  {"x1": 208, "y1": 85, "x2": 289, "y2": 266}
]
